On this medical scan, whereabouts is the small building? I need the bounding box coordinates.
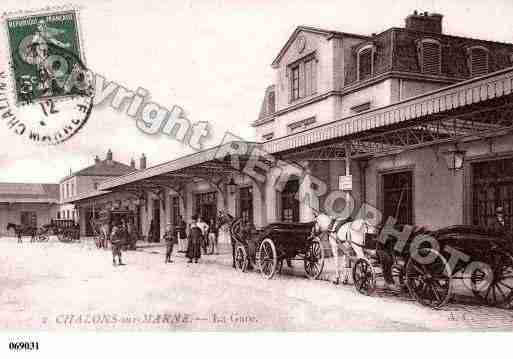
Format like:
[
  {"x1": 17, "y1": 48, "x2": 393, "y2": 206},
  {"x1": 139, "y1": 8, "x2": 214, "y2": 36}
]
[
  {"x1": 61, "y1": 151, "x2": 145, "y2": 237},
  {"x1": 0, "y1": 183, "x2": 59, "y2": 236}
]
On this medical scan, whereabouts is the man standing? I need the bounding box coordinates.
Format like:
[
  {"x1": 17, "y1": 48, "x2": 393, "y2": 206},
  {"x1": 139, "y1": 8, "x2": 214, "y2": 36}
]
[
  {"x1": 163, "y1": 222, "x2": 176, "y2": 263},
  {"x1": 110, "y1": 221, "x2": 124, "y2": 266},
  {"x1": 176, "y1": 215, "x2": 187, "y2": 253},
  {"x1": 492, "y1": 206, "x2": 507, "y2": 232},
  {"x1": 197, "y1": 216, "x2": 209, "y2": 255}
]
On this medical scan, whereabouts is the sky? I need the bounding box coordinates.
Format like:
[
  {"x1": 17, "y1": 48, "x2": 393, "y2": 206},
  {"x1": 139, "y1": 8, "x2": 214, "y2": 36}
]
[{"x1": 1, "y1": 0, "x2": 513, "y2": 183}]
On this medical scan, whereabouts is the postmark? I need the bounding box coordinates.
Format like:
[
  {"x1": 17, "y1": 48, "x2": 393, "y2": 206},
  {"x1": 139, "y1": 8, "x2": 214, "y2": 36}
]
[{"x1": 1, "y1": 6, "x2": 94, "y2": 145}]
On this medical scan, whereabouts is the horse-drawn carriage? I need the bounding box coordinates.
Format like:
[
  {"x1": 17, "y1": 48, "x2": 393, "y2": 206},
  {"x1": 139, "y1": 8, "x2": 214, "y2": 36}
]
[
  {"x1": 349, "y1": 223, "x2": 513, "y2": 309},
  {"x1": 7, "y1": 222, "x2": 50, "y2": 242},
  {"x1": 229, "y1": 218, "x2": 325, "y2": 280},
  {"x1": 51, "y1": 219, "x2": 80, "y2": 242}
]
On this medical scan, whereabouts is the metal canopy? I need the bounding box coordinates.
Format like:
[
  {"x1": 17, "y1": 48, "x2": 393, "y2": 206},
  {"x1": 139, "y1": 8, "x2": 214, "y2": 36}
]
[{"x1": 282, "y1": 95, "x2": 513, "y2": 162}]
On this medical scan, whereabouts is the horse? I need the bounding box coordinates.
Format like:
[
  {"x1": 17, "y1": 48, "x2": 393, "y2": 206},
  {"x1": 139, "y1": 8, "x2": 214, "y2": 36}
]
[
  {"x1": 7, "y1": 223, "x2": 36, "y2": 243},
  {"x1": 90, "y1": 218, "x2": 110, "y2": 249},
  {"x1": 312, "y1": 211, "x2": 379, "y2": 285},
  {"x1": 216, "y1": 210, "x2": 243, "y2": 268}
]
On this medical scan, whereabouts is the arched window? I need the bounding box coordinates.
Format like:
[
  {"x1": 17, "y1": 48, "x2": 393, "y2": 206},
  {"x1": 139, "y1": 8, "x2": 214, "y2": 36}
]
[
  {"x1": 418, "y1": 39, "x2": 442, "y2": 75},
  {"x1": 467, "y1": 46, "x2": 489, "y2": 77},
  {"x1": 357, "y1": 44, "x2": 374, "y2": 81}
]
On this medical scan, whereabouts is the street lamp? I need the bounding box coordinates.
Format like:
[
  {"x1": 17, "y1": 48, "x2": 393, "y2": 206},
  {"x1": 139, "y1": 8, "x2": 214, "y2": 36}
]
[
  {"x1": 227, "y1": 177, "x2": 237, "y2": 195},
  {"x1": 443, "y1": 148, "x2": 466, "y2": 171}
]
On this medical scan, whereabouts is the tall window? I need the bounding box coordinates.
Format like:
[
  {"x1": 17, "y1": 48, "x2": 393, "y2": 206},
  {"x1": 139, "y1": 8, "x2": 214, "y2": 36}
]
[
  {"x1": 468, "y1": 46, "x2": 489, "y2": 77},
  {"x1": 170, "y1": 196, "x2": 180, "y2": 226},
  {"x1": 281, "y1": 179, "x2": 300, "y2": 222},
  {"x1": 418, "y1": 39, "x2": 442, "y2": 75},
  {"x1": 267, "y1": 91, "x2": 276, "y2": 114},
  {"x1": 382, "y1": 171, "x2": 413, "y2": 225},
  {"x1": 473, "y1": 158, "x2": 513, "y2": 231},
  {"x1": 291, "y1": 65, "x2": 300, "y2": 101},
  {"x1": 239, "y1": 187, "x2": 254, "y2": 225},
  {"x1": 357, "y1": 45, "x2": 374, "y2": 81},
  {"x1": 289, "y1": 54, "x2": 317, "y2": 102}
]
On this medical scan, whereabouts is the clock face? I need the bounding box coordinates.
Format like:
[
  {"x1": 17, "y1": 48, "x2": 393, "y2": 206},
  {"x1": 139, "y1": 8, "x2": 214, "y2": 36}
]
[{"x1": 296, "y1": 35, "x2": 306, "y2": 53}]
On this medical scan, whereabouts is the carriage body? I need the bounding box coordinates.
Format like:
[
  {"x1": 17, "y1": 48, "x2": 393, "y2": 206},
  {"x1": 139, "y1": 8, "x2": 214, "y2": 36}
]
[
  {"x1": 353, "y1": 224, "x2": 513, "y2": 309},
  {"x1": 233, "y1": 221, "x2": 324, "y2": 280},
  {"x1": 50, "y1": 219, "x2": 79, "y2": 242}
]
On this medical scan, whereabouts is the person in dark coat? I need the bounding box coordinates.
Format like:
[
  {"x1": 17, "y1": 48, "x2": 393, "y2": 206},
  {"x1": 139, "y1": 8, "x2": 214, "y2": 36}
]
[
  {"x1": 163, "y1": 222, "x2": 177, "y2": 263},
  {"x1": 148, "y1": 219, "x2": 156, "y2": 243},
  {"x1": 492, "y1": 206, "x2": 507, "y2": 231},
  {"x1": 186, "y1": 216, "x2": 203, "y2": 263},
  {"x1": 110, "y1": 221, "x2": 124, "y2": 266}
]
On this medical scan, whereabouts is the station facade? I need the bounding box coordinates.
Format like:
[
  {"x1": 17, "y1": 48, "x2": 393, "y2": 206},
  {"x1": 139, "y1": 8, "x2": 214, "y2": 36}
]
[{"x1": 78, "y1": 12, "x2": 513, "y2": 239}]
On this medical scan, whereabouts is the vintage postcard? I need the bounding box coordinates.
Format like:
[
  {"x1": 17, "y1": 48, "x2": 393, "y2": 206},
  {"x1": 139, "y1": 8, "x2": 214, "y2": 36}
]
[{"x1": 1, "y1": 0, "x2": 513, "y2": 356}]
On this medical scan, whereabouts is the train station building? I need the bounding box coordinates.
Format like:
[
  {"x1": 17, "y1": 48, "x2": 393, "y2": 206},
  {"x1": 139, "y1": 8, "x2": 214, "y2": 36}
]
[{"x1": 73, "y1": 12, "x2": 513, "y2": 239}]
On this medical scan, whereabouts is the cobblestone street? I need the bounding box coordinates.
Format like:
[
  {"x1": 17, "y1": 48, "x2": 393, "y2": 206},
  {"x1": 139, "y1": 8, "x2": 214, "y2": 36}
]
[{"x1": 1, "y1": 237, "x2": 512, "y2": 331}]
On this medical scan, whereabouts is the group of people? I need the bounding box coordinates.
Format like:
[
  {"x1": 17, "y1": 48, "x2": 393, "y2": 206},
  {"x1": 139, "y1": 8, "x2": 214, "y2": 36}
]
[{"x1": 162, "y1": 215, "x2": 219, "y2": 264}]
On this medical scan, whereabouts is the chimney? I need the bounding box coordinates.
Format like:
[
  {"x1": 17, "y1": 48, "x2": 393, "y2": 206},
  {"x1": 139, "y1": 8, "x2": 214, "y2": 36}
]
[
  {"x1": 105, "y1": 149, "x2": 112, "y2": 163},
  {"x1": 140, "y1": 153, "x2": 147, "y2": 170},
  {"x1": 405, "y1": 11, "x2": 443, "y2": 34},
  {"x1": 94, "y1": 155, "x2": 100, "y2": 164},
  {"x1": 130, "y1": 158, "x2": 136, "y2": 169}
]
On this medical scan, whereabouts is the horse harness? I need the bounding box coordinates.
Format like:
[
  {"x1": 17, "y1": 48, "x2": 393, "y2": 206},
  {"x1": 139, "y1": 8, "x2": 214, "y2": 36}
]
[{"x1": 327, "y1": 217, "x2": 367, "y2": 249}]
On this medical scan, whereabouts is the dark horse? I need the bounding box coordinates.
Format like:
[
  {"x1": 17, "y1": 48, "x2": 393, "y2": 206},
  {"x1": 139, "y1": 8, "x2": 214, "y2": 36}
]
[
  {"x1": 216, "y1": 210, "x2": 244, "y2": 268},
  {"x1": 7, "y1": 223, "x2": 36, "y2": 243}
]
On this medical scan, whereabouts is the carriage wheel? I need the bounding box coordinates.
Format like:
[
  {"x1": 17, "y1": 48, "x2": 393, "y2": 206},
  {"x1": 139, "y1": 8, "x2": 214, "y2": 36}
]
[
  {"x1": 259, "y1": 238, "x2": 278, "y2": 279},
  {"x1": 470, "y1": 249, "x2": 513, "y2": 307},
  {"x1": 304, "y1": 239, "x2": 325, "y2": 280},
  {"x1": 405, "y1": 249, "x2": 453, "y2": 309},
  {"x1": 353, "y1": 258, "x2": 376, "y2": 295},
  {"x1": 235, "y1": 245, "x2": 249, "y2": 273},
  {"x1": 38, "y1": 234, "x2": 49, "y2": 242}
]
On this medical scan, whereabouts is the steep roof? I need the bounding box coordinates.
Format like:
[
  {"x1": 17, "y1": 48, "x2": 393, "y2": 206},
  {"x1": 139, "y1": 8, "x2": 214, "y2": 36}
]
[
  {"x1": 0, "y1": 183, "x2": 59, "y2": 203},
  {"x1": 67, "y1": 160, "x2": 135, "y2": 179}
]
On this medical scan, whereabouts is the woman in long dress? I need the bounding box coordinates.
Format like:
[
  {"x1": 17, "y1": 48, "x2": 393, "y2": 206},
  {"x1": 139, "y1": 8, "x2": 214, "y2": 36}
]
[{"x1": 186, "y1": 219, "x2": 203, "y2": 263}]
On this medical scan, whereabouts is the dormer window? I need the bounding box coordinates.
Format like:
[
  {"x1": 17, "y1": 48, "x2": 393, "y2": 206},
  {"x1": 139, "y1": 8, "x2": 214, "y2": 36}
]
[
  {"x1": 467, "y1": 46, "x2": 489, "y2": 77},
  {"x1": 357, "y1": 45, "x2": 374, "y2": 81},
  {"x1": 418, "y1": 39, "x2": 442, "y2": 75},
  {"x1": 288, "y1": 53, "x2": 317, "y2": 103}
]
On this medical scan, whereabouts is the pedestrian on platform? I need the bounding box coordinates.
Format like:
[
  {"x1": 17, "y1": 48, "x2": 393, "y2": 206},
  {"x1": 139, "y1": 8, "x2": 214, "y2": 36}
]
[
  {"x1": 163, "y1": 222, "x2": 177, "y2": 263},
  {"x1": 176, "y1": 215, "x2": 187, "y2": 253},
  {"x1": 197, "y1": 216, "x2": 209, "y2": 255},
  {"x1": 186, "y1": 215, "x2": 202, "y2": 263}
]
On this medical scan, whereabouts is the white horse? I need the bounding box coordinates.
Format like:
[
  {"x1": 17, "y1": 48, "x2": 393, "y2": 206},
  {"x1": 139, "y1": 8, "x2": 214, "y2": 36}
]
[{"x1": 313, "y1": 212, "x2": 379, "y2": 284}]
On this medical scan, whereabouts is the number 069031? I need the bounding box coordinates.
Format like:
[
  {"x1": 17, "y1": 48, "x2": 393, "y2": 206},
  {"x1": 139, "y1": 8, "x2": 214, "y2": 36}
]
[{"x1": 8, "y1": 342, "x2": 39, "y2": 351}]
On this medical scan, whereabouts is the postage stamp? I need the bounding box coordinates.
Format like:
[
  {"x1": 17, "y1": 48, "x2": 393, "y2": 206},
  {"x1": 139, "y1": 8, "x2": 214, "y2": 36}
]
[
  {"x1": 1, "y1": 6, "x2": 94, "y2": 145},
  {"x1": 5, "y1": 9, "x2": 85, "y2": 104}
]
